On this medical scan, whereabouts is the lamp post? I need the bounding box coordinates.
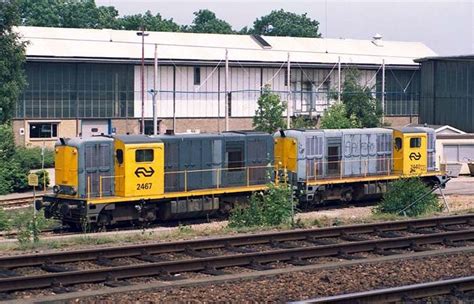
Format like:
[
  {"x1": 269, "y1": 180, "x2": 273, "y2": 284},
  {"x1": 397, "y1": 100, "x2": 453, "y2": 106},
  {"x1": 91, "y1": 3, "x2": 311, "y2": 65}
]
[{"x1": 137, "y1": 27, "x2": 149, "y2": 134}]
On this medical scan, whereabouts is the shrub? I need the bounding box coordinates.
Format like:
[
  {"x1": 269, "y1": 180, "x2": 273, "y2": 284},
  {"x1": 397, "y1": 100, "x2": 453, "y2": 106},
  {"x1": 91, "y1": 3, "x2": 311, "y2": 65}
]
[
  {"x1": 253, "y1": 85, "x2": 286, "y2": 133},
  {"x1": 0, "y1": 160, "x2": 29, "y2": 194},
  {"x1": 12, "y1": 209, "x2": 51, "y2": 244},
  {"x1": 291, "y1": 116, "x2": 316, "y2": 129},
  {"x1": 0, "y1": 124, "x2": 15, "y2": 162},
  {"x1": 320, "y1": 103, "x2": 356, "y2": 129},
  {"x1": 35, "y1": 170, "x2": 50, "y2": 190},
  {"x1": 374, "y1": 178, "x2": 442, "y2": 217},
  {"x1": 229, "y1": 182, "x2": 295, "y2": 228},
  {"x1": 0, "y1": 208, "x2": 9, "y2": 231},
  {"x1": 13, "y1": 147, "x2": 55, "y2": 170}
]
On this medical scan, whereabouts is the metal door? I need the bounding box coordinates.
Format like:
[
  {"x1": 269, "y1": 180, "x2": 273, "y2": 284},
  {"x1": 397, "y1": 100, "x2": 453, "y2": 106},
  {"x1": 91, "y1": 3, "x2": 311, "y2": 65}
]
[
  {"x1": 84, "y1": 143, "x2": 113, "y2": 197},
  {"x1": 81, "y1": 120, "x2": 109, "y2": 137}
]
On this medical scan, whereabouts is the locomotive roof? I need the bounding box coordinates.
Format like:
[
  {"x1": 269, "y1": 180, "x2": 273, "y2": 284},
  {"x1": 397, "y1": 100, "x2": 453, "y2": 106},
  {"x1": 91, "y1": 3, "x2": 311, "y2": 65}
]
[
  {"x1": 391, "y1": 127, "x2": 431, "y2": 133},
  {"x1": 114, "y1": 131, "x2": 271, "y2": 144}
]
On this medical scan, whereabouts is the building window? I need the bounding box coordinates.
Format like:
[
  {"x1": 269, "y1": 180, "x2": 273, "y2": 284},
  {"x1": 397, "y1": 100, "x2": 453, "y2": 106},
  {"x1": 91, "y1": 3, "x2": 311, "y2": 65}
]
[
  {"x1": 193, "y1": 66, "x2": 201, "y2": 85},
  {"x1": 284, "y1": 72, "x2": 288, "y2": 86},
  {"x1": 410, "y1": 137, "x2": 421, "y2": 148},
  {"x1": 142, "y1": 120, "x2": 160, "y2": 135},
  {"x1": 29, "y1": 123, "x2": 58, "y2": 138},
  {"x1": 135, "y1": 149, "x2": 154, "y2": 162}
]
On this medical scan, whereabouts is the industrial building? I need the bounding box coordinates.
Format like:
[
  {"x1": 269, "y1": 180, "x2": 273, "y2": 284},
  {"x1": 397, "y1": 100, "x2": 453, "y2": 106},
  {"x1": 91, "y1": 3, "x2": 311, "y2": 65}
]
[
  {"x1": 14, "y1": 26, "x2": 436, "y2": 147},
  {"x1": 417, "y1": 55, "x2": 474, "y2": 133}
]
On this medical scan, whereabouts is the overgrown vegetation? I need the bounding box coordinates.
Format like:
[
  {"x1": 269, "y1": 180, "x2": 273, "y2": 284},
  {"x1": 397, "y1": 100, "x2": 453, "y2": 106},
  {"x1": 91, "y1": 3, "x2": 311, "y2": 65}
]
[
  {"x1": 0, "y1": 207, "x2": 56, "y2": 245},
  {"x1": 291, "y1": 116, "x2": 316, "y2": 129},
  {"x1": 320, "y1": 103, "x2": 356, "y2": 129},
  {"x1": 13, "y1": 147, "x2": 55, "y2": 169},
  {"x1": 320, "y1": 69, "x2": 383, "y2": 129},
  {"x1": 374, "y1": 178, "x2": 442, "y2": 217},
  {"x1": 253, "y1": 86, "x2": 286, "y2": 133},
  {"x1": 0, "y1": 125, "x2": 52, "y2": 194},
  {"x1": 228, "y1": 182, "x2": 295, "y2": 228}
]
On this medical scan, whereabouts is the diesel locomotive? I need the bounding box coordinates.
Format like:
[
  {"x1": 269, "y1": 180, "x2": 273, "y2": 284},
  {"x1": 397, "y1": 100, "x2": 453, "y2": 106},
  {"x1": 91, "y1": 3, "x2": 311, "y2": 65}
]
[{"x1": 39, "y1": 127, "x2": 447, "y2": 228}]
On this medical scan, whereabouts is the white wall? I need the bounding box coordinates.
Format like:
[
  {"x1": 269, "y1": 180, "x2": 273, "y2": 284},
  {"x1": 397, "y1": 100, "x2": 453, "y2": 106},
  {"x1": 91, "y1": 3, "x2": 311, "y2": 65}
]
[{"x1": 134, "y1": 65, "x2": 378, "y2": 119}]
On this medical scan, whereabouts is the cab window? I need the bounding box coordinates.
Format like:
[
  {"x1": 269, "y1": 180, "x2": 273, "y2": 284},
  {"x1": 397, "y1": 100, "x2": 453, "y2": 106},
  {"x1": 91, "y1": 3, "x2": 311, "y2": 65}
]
[
  {"x1": 394, "y1": 137, "x2": 402, "y2": 150},
  {"x1": 116, "y1": 149, "x2": 124, "y2": 164},
  {"x1": 135, "y1": 149, "x2": 154, "y2": 162},
  {"x1": 410, "y1": 137, "x2": 421, "y2": 148}
]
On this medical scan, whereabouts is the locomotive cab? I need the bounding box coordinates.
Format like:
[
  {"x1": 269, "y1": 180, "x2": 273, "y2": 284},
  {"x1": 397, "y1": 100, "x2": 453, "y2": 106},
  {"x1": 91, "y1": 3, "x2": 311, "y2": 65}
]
[
  {"x1": 392, "y1": 128, "x2": 428, "y2": 176},
  {"x1": 114, "y1": 136, "x2": 165, "y2": 197}
]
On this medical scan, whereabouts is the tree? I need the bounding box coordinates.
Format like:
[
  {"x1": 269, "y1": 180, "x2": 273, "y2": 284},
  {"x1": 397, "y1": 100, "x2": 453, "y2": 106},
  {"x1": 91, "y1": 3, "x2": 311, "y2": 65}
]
[
  {"x1": 184, "y1": 9, "x2": 234, "y2": 34},
  {"x1": 0, "y1": 0, "x2": 26, "y2": 124},
  {"x1": 320, "y1": 103, "x2": 356, "y2": 129},
  {"x1": 253, "y1": 86, "x2": 286, "y2": 133},
  {"x1": 19, "y1": 0, "x2": 63, "y2": 27},
  {"x1": 250, "y1": 9, "x2": 321, "y2": 37},
  {"x1": 19, "y1": 0, "x2": 120, "y2": 29},
  {"x1": 341, "y1": 69, "x2": 382, "y2": 128},
  {"x1": 118, "y1": 10, "x2": 180, "y2": 32},
  {"x1": 291, "y1": 116, "x2": 316, "y2": 129}
]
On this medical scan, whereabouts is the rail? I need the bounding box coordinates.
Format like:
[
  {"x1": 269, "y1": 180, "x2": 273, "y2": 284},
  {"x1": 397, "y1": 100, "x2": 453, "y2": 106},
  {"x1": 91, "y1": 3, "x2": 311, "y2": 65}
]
[{"x1": 295, "y1": 276, "x2": 474, "y2": 303}]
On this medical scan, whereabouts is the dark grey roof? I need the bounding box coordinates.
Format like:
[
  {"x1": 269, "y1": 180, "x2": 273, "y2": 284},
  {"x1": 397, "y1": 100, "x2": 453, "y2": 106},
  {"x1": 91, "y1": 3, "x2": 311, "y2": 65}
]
[
  {"x1": 391, "y1": 127, "x2": 427, "y2": 133},
  {"x1": 415, "y1": 54, "x2": 474, "y2": 63},
  {"x1": 114, "y1": 131, "x2": 271, "y2": 144}
]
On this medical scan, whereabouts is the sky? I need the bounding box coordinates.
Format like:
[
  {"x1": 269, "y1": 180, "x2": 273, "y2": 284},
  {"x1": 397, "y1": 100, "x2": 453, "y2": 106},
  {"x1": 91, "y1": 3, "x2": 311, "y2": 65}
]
[{"x1": 96, "y1": 0, "x2": 473, "y2": 56}]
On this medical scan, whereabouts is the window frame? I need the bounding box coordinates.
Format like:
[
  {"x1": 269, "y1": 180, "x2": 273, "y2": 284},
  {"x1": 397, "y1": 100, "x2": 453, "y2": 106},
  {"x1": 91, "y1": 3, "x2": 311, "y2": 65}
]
[
  {"x1": 193, "y1": 66, "x2": 201, "y2": 85},
  {"x1": 135, "y1": 149, "x2": 154, "y2": 163},
  {"x1": 410, "y1": 137, "x2": 422, "y2": 148},
  {"x1": 29, "y1": 122, "x2": 58, "y2": 139}
]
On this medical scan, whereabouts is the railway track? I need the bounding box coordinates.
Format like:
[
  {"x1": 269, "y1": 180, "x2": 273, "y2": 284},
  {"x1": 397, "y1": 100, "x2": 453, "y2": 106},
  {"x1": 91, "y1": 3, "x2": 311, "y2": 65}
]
[
  {"x1": 299, "y1": 276, "x2": 474, "y2": 303},
  {"x1": 0, "y1": 214, "x2": 472, "y2": 298},
  {"x1": 0, "y1": 195, "x2": 43, "y2": 209}
]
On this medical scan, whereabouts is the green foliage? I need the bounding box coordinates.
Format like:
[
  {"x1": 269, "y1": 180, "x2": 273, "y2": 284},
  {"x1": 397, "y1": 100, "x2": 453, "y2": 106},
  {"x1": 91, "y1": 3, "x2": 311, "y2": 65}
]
[
  {"x1": 183, "y1": 9, "x2": 234, "y2": 34},
  {"x1": 0, "y1": 208, "x2": 9, "y2": 231},
  {"x1": 118, "y1": 10, "x2": 180, "y2": 32},
  {"x1": 374, "y1": 178, "x2": 442, "y2": 217},
  {"x1": 253, "y1": 85, "x2": 286, "y2": 133},
  {"x1": 12, "y1": 209, "x2": 50, "y2": 244},
  {"x1": 250, "y1": 9, "x2": 321, "y2": 37},
  {"x1": 0, "y1": 0, "x2": 27, "y2": 124},
  {"x1": 341, "y1": 69, "x2": 382, "y2": 128},
  {"x1": 35, "y1": 170, "x2": 50, "y2": 190},
  {"x1": 0, "y1": 124, "x2": 16, "y2": 161},
  {"x1": 320, "y1": 103, "x2": 356, "y2": 129},
  {"x1": 13, "y1": 147, "x2": 55, "y2": 169},
  {"x1": 228, "y1": 182, "x2": 294, "y2": 228},
  {"x1": 291, "y1": 116, "x2": 316, "y2": 129},
  {"x1": 19, "y1": 0, "x2": 119, "y2": 29},
  {"x1": 0, "y1": 160, "x2": 29, "y2": 195}
]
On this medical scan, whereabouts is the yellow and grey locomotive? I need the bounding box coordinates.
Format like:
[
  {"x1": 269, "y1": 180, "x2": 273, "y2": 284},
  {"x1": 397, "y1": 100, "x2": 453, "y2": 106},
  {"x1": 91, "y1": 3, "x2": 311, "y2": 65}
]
[{"x1": 39, "y1": 127, "x2": 447, "y2": 227}]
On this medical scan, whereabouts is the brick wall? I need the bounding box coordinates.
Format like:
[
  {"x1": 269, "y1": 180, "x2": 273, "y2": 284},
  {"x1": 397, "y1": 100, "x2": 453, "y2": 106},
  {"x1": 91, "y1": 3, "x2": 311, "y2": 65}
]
[{"x1": 385, "y1": 116, "x2": 419, "y2": 127}]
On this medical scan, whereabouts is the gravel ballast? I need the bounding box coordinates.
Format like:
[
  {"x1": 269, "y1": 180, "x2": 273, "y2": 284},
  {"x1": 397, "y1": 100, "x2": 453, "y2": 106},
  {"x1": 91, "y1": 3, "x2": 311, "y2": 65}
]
[{"x1": 76, "y1": 252, "x2": 474, "y2": 303}]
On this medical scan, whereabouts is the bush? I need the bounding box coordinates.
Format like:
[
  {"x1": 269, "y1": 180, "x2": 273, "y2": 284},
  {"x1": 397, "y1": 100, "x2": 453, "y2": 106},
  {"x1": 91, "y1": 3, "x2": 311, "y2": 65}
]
[
  {"x1": 0, "y1": 160, "x2": 29, "y2": 195},
  {"x1": 12, "y1": 209, "x2": 51, "y2": 244},
  {"x1": 253, "y1": 85, "x2": 286, "y2": 133},
  {"x1": 374, "y1": 178, "x2": 442, "y2": 217},
  {"x1": 0, "y1": 208, "x2": 9, "y2": 231},
  {"x1": 13, "y1": 147, "x2": 55, "y2": 169},
  {"x1": 320, "y1": 103, "x2": 356, "y2": 129},
  {"x1": 291, "y1": 116, "x2": 316, "y2": 129},
  {"x1": 228, "y1": 182, "x2": 295, "y2": 228},
  {"x1": 35, "y1": 170, "x2": 50, "y2": 190},
  {"x1": 0, "y1": 124, "x2": 15, "y2": 162}
]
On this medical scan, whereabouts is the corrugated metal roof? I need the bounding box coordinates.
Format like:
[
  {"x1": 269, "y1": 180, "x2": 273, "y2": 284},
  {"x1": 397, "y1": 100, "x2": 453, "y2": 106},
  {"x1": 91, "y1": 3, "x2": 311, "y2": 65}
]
[{"x1": 17, "y1": 26, "x2": 436, "y2": 66}]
